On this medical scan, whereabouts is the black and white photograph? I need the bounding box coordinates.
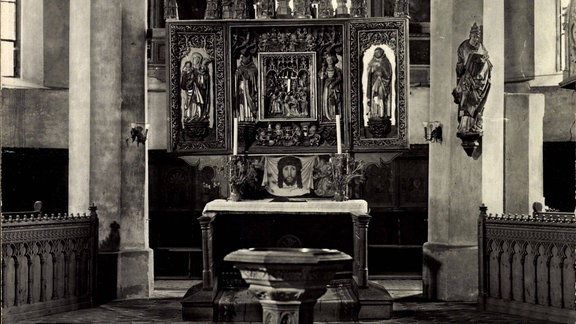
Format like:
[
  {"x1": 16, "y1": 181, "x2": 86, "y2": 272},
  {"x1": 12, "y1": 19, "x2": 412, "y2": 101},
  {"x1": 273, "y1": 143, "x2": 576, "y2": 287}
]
[{"x1": 1, "y1": 0, "x2": 575, "y2": 323}]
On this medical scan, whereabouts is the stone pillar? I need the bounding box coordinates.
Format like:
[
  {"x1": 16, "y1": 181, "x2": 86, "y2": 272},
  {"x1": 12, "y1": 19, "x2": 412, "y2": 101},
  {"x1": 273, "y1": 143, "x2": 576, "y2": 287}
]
[
  {"x1": 69, "y1": 0, "x2": 92, "y2": 212},
  {"x1": 503, "y1": 0, "x2": 534, "y2": 83},
  {"x1": 44, "y1": 0, "x2": 69, "y2": 88},
  {"x1": 425, "y1": 0, "x2": 504, "y2": 301},
  {"x1": 117, "y1": 0, "x2": 153, "y2": 298},
  {"x1": 20, "y1": 0, "x2": 44, "y2": 85},
  {"x1": 354, "y1": 214, "x2": 371, "y2": 288},
  {"x1": 69, "y1": 0, "x2": 152, "y2": 300},
  {"x1": 482, "y1": 0, "x2": 505, "y2": 214},
  {"x1": 198, "y1": 214, "x2": 214, "y2": 290},
  {"x1": 504, "y1": 94, "x2": 545, "y2": 214},
  {"x1": 531, "y1": 0, "x2": 563, "y2": 86}
]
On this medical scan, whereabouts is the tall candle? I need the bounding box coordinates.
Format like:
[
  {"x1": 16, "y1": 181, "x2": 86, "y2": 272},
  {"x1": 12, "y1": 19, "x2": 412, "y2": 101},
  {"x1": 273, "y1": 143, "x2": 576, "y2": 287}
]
[
  {"x1": 335, "y1": 115, "x2": 342, "y2": 154},
  {"x1": 233, "y1": 117, "x2": 238, "y2": 156}
]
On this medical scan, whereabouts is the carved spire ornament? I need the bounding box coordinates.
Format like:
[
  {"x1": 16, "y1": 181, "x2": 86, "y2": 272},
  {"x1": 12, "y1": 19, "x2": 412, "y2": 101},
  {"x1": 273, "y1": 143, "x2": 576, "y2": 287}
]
[{"x1": 164, "y1": 0, "x2": 179, "y2": 20}]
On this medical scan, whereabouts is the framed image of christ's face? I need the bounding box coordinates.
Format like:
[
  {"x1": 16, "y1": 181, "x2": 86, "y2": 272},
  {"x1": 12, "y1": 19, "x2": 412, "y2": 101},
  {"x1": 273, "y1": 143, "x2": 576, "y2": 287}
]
[
  {"x1": 258, "y1": 52, "x2": 317, "y2": 122},
  {"x1": 262, "y1": 155, "x2": 316, "y2": 197}
]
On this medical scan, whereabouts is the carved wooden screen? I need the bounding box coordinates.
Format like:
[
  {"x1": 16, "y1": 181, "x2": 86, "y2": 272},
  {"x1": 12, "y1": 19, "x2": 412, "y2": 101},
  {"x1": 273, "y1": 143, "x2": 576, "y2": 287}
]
[
  {"x1": 1, "y1": 210, "x2": 98, "y2": 322},
  {"x1": 478, "y1": 207, "x2": 576, "y2": 323}
]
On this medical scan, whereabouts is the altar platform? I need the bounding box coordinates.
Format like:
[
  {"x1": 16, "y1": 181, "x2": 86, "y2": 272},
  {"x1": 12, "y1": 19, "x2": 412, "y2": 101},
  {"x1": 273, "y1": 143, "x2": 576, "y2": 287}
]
[{"x1": 181, "y1": 199, "x2": 393, "y2": 322}]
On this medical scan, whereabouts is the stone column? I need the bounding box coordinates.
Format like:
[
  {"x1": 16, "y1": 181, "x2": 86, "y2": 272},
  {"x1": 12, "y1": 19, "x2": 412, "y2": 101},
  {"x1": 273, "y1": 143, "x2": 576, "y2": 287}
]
[
  {"x1": 198, "y1": 214, "x2": 214, "y2": 290},
  {"x1": 354, "y1": 214, "x2": 371, "y2": 288},
  {"x1": 482, "y1": 0, "x2": 505, "y2": 214},
  {"x1": 532, "y1": 0, "x2": 564, "y2": 86},
  {"x1": 69, "y1": 0, "x2": 152, "y2": 300},
  {"x1": 425, "y1": 0, "x2": 504, "y2": 301},
  {"x1": 117, "y1": 0, "x2": 153, "y2": 298},
  {"x1": 20, "y1": 0, "x2": 44, "y2": 85},
  {"x1": 504, "y1": 94, "x2": 545, "y2": 214},
  {"x1": 69, "y1": 0, "x2": 93, "y2": 213},
  {"x1": 503, "y1": 0, "x2": 534, "y2": 83}
]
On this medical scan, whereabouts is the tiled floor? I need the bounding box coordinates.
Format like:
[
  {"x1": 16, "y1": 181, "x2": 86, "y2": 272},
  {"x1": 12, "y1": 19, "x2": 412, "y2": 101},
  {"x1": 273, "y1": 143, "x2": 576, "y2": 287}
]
[{"x1": 17, "y1": 280, "x2": 557, "y2": 324}]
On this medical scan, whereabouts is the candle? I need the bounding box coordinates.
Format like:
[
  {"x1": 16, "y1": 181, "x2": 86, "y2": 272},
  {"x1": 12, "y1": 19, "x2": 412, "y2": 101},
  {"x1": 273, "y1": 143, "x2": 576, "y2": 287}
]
[
  {"x1": 335, "y1": 115, "x2": 342, "y2": 154},
  {"x1": 233, "y1": 117, "x2": 238, "y2": 156}
]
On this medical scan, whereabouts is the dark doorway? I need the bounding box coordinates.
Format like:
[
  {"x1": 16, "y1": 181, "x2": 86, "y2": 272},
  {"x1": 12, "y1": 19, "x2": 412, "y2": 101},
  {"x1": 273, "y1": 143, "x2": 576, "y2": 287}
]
[{"x1": 543, "y1": 142, "x2": 576, "y2": 212}]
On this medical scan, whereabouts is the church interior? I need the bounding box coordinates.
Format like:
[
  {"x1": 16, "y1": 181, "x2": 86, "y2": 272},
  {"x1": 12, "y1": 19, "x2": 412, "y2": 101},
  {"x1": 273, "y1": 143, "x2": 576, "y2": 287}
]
[{"x1": 1, "y1": 0, "x2": 576, "y2": 323}]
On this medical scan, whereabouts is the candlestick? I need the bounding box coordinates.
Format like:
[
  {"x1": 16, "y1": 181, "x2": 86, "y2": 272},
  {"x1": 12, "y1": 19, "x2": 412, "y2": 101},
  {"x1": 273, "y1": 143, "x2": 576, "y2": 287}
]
[
  {"x1": 233, "y1": 117, "x2": 239, "y2": 155},
  {"x1": 336, "y1": 115, "x2": 342, "y2": 154}
]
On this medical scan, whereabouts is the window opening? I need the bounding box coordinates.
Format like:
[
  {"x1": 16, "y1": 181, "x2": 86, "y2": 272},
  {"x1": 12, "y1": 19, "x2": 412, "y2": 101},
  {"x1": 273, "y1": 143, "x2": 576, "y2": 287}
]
[{"x1": 1, "y1": 0, "x2": 19, "y2": 78}]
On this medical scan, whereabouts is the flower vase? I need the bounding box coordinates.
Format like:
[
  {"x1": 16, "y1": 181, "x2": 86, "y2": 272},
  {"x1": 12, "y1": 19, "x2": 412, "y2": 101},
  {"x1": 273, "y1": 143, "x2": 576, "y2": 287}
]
[
  {"x1": 333, "y1": 188, "x2": 347, "y2": 201},
  {"x1": 334, "y1": 190, "x2": 346, "y2": 201},
  {"x1": 229, "y1": 187, "x2": 241, "y2": 201}
]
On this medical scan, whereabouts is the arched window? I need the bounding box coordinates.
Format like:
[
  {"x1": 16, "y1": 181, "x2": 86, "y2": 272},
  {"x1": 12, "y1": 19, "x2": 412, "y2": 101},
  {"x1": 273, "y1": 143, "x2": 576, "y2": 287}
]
[
  {"x1": 1, "y1": 0, "x2": 68, "y2": 89},
  {"x1": 1, "y1": 0, "x2": 19, "y2": 78}
]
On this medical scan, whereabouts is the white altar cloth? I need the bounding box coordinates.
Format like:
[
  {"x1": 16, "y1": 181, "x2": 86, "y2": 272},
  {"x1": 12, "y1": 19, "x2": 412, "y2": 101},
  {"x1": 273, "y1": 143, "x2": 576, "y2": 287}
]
[{"x1": 202, "y1": 198, "x2": 369, "y2": 215}]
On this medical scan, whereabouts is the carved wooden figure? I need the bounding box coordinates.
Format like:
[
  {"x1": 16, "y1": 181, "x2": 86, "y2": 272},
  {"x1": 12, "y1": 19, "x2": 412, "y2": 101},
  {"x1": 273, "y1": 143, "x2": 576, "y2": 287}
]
[
  {"x1": 204, "y1": 0, "x2": 221, "y2": 19},
  {"x1": 256, "y1": 0, "x2": 275, "y2": 19},
  {"x1": 452, "y1": 23, "x2": 492, "y2": 136},
  {"x1": 318, "y1": 52, "x2": 343, "y2": 121},
  {"x1": 293, "y1": 0, "x2": 312, "y2": 19},
  {"x1": 350, "y1": 0, "x2": 366, "y2": 18},
  {"x1": 335, "y1": 0, "x2": 349, "y2": 17},
  {"x1": 276, "y1": 0, "x2": 292, "y2": 18},
  {"x1": 316, "y1": 0, "x2": 333, "y2": 18}
]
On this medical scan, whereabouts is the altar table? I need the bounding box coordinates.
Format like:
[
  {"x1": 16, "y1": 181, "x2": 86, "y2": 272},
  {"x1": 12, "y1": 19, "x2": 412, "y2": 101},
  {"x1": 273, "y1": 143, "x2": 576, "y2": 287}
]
[
  {"x1": 182, "y1": 198, "x2": 392, "y2": 322},
  {"x1": 198, "y1": 199, "x2": 370, "y2": 289}
]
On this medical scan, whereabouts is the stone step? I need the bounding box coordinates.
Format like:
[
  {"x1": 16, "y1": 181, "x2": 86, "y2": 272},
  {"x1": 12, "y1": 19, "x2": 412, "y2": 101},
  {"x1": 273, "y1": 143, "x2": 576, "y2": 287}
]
[{"x1": 181, "y1": 281, "x2": 393, "y2": 322}]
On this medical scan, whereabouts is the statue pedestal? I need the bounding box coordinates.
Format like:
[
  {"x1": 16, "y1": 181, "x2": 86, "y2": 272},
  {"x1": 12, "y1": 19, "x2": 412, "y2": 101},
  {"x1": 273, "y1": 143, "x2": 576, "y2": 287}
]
[
  {"x1": 183, "y1": 120, "x2": 210, "y2": 141},
  {"x1": 225, "y1": 248, "x2": 351, "y2": 324},
  {"x1": 367, "y1": 117, "x2": 392, "y2": 138},
  {"x1": 456, "y1": 131, "x2": 482, "y2": 157}
]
